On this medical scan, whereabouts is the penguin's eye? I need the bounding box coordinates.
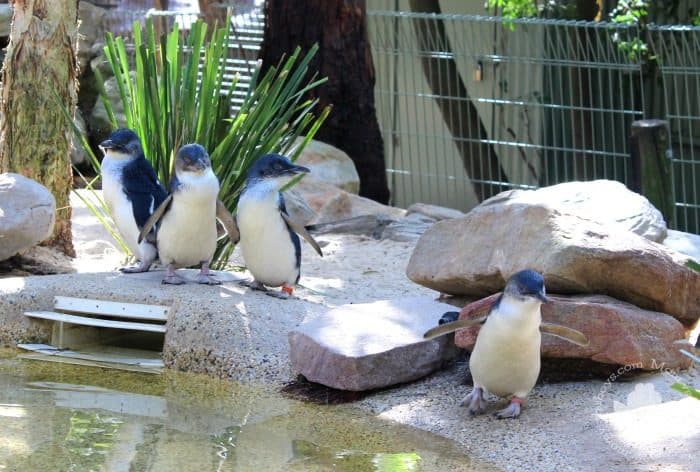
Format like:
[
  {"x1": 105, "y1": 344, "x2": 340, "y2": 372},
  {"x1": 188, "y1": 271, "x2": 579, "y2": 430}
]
[{"x1": 273, "y1": 163, "x2": 283, "y2": 170}]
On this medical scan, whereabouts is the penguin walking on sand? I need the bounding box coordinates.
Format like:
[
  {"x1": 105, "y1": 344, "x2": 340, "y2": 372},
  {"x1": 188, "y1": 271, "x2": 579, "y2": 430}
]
[
  {"x1": 138, "y1": 144, "x2": 238, "y2": 285},
  {"x1": 236, "y1": 154, "x2": 323, "y2": 299},
  {"x1": 424, "y1": 270, "x2": 589, "y2": 419},
  {"x1": 100, "y1": 128, "x2": 167, "y2": 273}
]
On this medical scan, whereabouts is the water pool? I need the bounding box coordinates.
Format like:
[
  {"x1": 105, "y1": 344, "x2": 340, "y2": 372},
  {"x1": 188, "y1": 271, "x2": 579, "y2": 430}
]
[{"x1": 0, "y1": 349, "x2": 492, "y2": 471}]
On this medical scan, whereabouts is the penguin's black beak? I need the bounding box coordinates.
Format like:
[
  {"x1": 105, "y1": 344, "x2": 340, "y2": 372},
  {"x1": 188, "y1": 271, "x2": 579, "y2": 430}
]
[
  {"x1": 288, "y1": 164, "x2": 310, "y2": 175},
  {"x1": 99, "y1": 139, "x2": 115, "y2": 150},
  {"x1": 536, "y1": 292, "x2": 549, "y2": 303}
]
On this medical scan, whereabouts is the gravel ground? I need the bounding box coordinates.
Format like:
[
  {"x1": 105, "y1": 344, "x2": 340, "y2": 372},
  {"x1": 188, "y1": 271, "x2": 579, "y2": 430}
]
[{"x1": 0, "y1": 192, "x2": 697, "y2": 472}]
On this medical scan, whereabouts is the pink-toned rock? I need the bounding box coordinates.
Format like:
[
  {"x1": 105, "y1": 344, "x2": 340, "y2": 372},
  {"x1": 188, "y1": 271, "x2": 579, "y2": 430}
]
[
  {"x1": 407, "y1": 203, "x2": 700, "y2": 326},
  {"x1": 296, "y1": 177, "x2": 405, "y2": 225},
  {"x1": 288, "y1": 297, "x2": 459, "y2": 391},
  {"x1": 453, "y1": 294, "x2": 692, "y2": 370}
]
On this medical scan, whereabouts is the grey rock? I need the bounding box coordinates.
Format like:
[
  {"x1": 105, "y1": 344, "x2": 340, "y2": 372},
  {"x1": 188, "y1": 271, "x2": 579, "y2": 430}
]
[
  {"x1": 483, "y1": 180, "x2": 667, "y2": 242},
  {"x1": 662, "y1": 229, "x2": 700, "y2": 263},
  {"x1": 296, "y1": 177, "x2": 405, "y2": 225},
  {"x1": 406, "y1": 202, "x2": 465, "y2": 221},
  {"x1": 0, "y1": 173, "x2": 55, "y2": 261},
  {"x1": 295, "y1": 138, "x2": 360, "y2": 194},
  {"x1": 383, "y1": 213, "x2": 437, "y2": 242},
  {"x1": 89, "y1": 73, "x2": 129, "y2": 144},
  {"x1": 306, "y1": 215, "x2": 394, "y2": 239},
  {"x1": 0, "y1": 5, "x2": 11, "y2": 37},
  {"x1": 78, "y1": 2, "x2": 107, "y2": 74},
  {"x1": 288, "y1": 297, "x2": 459, "y2": 391},
  {"x1": 407, "y1": 203, "x2": 700, "y2": 326},
  {"x1": 282, "y1": 189, "x2": 316, "y2": 226}
]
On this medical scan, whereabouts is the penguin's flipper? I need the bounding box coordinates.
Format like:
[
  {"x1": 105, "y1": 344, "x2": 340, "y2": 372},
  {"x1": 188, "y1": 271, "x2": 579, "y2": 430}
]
[
  {"x1": 216, "y1": 199, "x2": 239, "y2": 244},
  {"x1": 423, "y1": 316, "x2": 489, "y2": 340},
  {"x1": 138, "y1": 194, "x2": 173, "y2": 244},
  {"x1": 281, "y1": 212, "x2": 323, "y2": 257},
  {"x1": 540, "y1": 323, "x2": 589, "y2": 347}
]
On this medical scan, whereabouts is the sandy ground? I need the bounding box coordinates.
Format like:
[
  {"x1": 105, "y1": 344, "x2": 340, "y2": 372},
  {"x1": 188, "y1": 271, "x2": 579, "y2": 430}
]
[{"x1": 3, "y1": 191, "x2": 699, "y2": 472}]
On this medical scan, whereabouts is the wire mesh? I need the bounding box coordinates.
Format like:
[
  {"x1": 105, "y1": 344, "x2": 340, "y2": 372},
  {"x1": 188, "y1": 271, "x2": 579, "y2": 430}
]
[
  {"x1": 650, "y1": 25, "x2": 700, "y2": 234},
  {"x1": 367, "y1": 11, "x2": 645, "y2": 212}
]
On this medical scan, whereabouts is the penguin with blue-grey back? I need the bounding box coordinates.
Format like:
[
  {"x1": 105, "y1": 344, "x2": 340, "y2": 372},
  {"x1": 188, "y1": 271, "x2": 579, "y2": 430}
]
[
  {"x1": 424, "y1": 269, "x2": 589, "y2": 418},
  {"x1": 138, "y1": 143, "x2": 239, "y2": 285},
  {"x1": 236, "y1": 153, "x2": 323, "y2": 299},
  {"x1": 99, "y1": 128, "x2": 168, "y2": 273}
]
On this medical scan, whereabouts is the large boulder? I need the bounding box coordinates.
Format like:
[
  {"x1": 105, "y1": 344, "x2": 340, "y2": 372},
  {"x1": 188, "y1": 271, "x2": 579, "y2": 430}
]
[
  {"x1": 407, "y1": 203, "x2": 700, "y2": 326},
  {"x1": 453, "y1": 294, "x2": 692, "y2": 370},
  {"x1": 483, "y1": 180, "x2": 667, "y2": 242},
  {"x1": 288, "y1": 297, "x2": 460, "y2": 391},
  {"x1": 0, "y1": 174, "x2": 55, "y2": 261},
  {"x1": 295, "y1": 139, "x2": 360, "y2": 194}
]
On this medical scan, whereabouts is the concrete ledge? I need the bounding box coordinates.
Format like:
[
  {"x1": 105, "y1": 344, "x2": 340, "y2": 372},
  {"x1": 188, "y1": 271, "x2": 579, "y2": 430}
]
[{"x1": 0, "y1": 270, "x2": 328, "y2": 383}]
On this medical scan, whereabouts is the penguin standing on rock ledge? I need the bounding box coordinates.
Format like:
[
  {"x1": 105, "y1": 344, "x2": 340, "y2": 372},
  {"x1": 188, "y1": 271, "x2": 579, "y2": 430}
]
[
  {"x1": 138, "y1": 144, "x2": 239, "y2": 285},
  {"x1": 424, "y1": 269, "x2": 589, "y2": 419},
  {"x1": 99, "y1": 128, "x2": 167, "y2": 273},
  {"x1": 236, "y1": 154, "x2": 323, "y2": 299}
]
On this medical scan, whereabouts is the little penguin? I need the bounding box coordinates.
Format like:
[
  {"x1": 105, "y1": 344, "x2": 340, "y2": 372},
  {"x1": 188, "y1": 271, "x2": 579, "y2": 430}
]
[
  {"x1": 424, "y1": 270, "x2": 589, "y2": 419},
  {"x1": 138, "y1": 144, "x2": 239, "y2": 285},
  {"x1": 236, "y1": 154, "x2": 323, "y2": 299},
  {"x1": 100, "y1": 128, "x2": 167, "y2": 273}
]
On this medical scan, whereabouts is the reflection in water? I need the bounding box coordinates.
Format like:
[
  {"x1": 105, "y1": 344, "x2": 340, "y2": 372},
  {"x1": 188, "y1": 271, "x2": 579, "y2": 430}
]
[{"x1": 0, "y1": 349, "x2": 490, "y2": 471}]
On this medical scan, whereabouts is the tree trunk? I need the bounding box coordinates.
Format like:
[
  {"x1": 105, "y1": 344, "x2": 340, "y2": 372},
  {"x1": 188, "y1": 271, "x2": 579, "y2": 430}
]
[
  {"x1": 0, "y1": 0, "x2": 78, "y2": 256},
  {"x1": 260, "y1": 0, "x2": 391, "y2": 204},
  {"x1": 410, "y1": 0, "x2": 509, "y2": 202}
]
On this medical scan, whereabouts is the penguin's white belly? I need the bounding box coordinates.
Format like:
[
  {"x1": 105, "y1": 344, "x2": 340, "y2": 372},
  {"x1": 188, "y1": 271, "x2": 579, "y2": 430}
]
[
  {"x1": 101, "y1": 164, "x2": 140, "y2": 256},
  {"x1": 157, "y1": 192, "x2": 218, "y2": 268},
  {"x1": 237, "y1": 195, "x2": 298, "y2": 287},
  {"x1": 470, "y1": 314, "x2": 541, "y2": 398}
]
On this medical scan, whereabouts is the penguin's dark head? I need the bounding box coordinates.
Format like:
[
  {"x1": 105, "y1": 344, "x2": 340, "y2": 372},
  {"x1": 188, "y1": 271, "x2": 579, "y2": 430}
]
[
  {"x1": 504, "y1": 269, "x2": 549, "y2": 304},
  {"x1": 246, "y1": 154, "x2": 309, "y2": 186},
  {"x1": 175, "y1": 143, "x2": 211, "y2": 174},
  {"x1": 99, "y1": 128, "x2": 142, "y2": 159}
]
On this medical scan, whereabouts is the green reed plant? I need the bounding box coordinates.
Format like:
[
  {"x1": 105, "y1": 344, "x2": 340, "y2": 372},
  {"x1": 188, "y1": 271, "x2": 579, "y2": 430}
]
[{"x1": 80, "y1": 16, "x2": 329, "y2": 268}]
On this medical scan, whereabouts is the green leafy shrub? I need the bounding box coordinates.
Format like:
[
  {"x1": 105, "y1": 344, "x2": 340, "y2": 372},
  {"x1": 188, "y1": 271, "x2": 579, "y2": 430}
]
[{"x1": 78, "y1": 16, "x2": 329, "y2": 268}]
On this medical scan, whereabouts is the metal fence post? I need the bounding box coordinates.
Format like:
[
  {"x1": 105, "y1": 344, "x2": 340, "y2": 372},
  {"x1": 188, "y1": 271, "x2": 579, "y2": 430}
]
[{"x1": 630, "y1": 119, "x2": 673, "y2": 226}]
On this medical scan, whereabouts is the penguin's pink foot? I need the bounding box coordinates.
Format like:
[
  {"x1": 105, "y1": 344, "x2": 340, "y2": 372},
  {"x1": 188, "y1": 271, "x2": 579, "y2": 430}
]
[
  {"x1": 265, "y1": 284, "x2": 294, "y2": 300},
  {"x1": 120, "y1": 261, "x2": 151, "y2": 273},
  {"x1": 495, "y1": 397, "x2": 523, "y2": 419},
  {"x1": 162, "y1": 265, "x2": 185, "y2": 285},
  {"x1": 196, "y1": 262, "x2": 221, "y2": 285},
  {"x1": 460, "y1": 386, "x2": 488, "y2": 415},
  {"x1": 240, "y1": 279, "x2": 268, "y2": 291}
]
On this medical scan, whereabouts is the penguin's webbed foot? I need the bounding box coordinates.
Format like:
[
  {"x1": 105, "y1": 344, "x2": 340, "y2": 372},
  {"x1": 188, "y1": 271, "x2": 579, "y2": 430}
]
[
  {"x1": 162, "y1": 265, "x2": 185, "y2": 285},
  {"x1": 495, "y1": 397, "x2": 523, "y2": 419},
  {"x1": 265, "y1": 290, "x2": 290, "y2": 300},
  {"x1": 196, "y1": 273, "x2": 221, "y2": 285},
  {"x1": 239, "y1": 279, "x2": 268, "y2": 291},
  {"x1": 196, "y1": 262, "x2": 221, "y2": 285},
  {"x1": 120, "y1": 263, "x2": 150, "y2": 273},
  {"x1": 162, "y1": 274, "x2": 186, "y2": 285},
  {"x1": 460, "y1": 386, "x2": 488, "y2": 415}
]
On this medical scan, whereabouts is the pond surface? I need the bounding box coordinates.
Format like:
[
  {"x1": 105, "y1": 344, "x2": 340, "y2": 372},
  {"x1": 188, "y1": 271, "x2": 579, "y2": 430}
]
[{"x1": 0, "y1": 349, "x2": 491, "y2": 472}]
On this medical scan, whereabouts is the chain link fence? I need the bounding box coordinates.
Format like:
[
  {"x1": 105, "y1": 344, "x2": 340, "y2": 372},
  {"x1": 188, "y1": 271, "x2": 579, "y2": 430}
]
[
  {"x1": 649, "y1": 25, "x2": 700, "y2": 234},
  {"x1": 98, "y1": 6, "x2": 700, "y2": 234}
]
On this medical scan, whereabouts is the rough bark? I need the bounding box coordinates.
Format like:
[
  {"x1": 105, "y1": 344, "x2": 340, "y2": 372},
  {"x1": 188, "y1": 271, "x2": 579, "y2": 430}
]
[
  {"x1": 409, "y1": 0, "x2": 509, "y2": 202},
  {"x1": 260, "y1": 0, "x2": 390, "y2": 204},
  {"x1": 0, "y1": 0, "x2": 79, "y2": 256}
]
